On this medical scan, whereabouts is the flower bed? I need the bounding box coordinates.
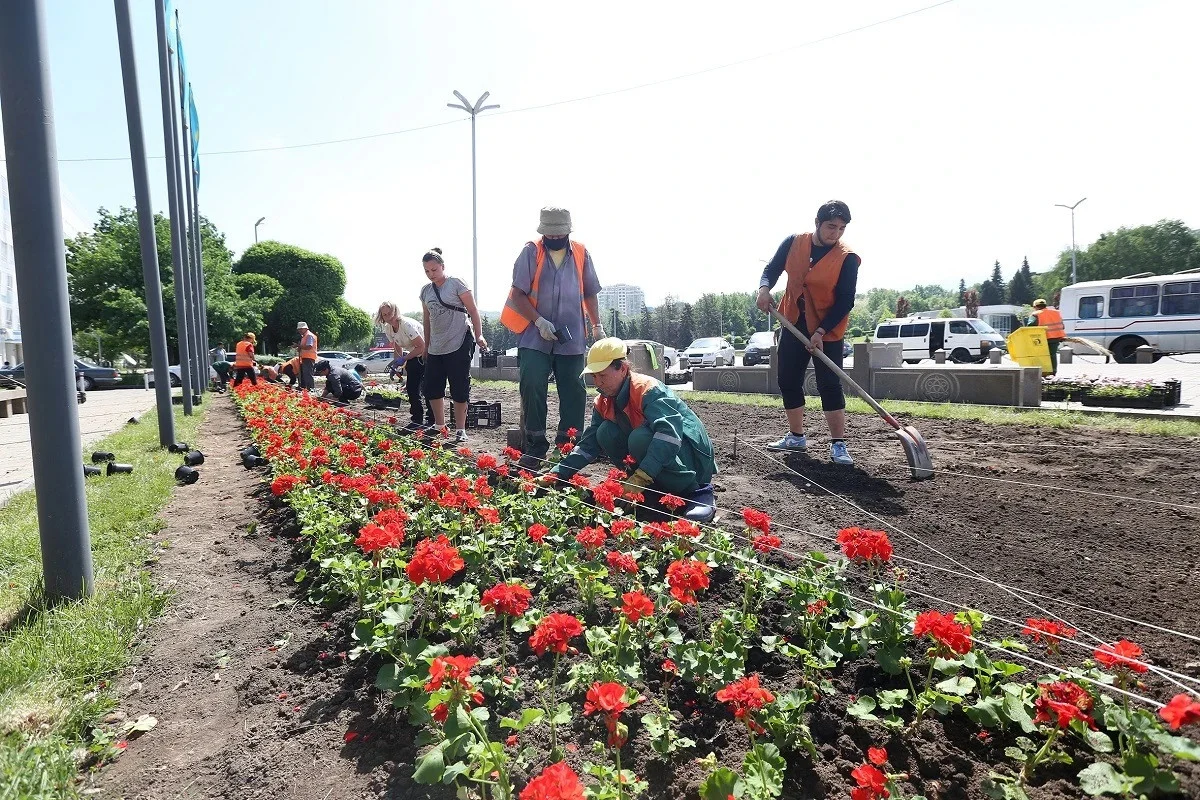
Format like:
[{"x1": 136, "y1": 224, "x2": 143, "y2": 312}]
[{"x1": 232, "y1": 383, "x2": 1200, "y2": 800}]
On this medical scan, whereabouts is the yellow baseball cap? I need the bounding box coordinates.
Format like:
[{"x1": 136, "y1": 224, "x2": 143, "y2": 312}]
[{"x1": 581, "y1": 337, "x2": 628, "y2": 375}]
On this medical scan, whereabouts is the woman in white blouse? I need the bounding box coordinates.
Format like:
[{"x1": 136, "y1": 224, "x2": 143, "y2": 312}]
[{"x1": 374, "y1": 301, "x2": 432, "y2": 432}]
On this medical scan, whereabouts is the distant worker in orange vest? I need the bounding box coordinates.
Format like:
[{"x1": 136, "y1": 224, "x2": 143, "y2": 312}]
[
  {"x1": 296, "y1": 322, "x2": 318, "y2": 391},
  {"x1": 278, "y1": 356, "x2": 302, "y2": 388},
  {"x1": 756, "y1": 200, "x2": 860, "y2": 466},
  {"x1": 232, "y1": 333, "x2": 258, "y2": 387},
  {"x1": 1027, "y1": 298, "x2": 1067, "y2": 375},
  {"x1": 501, "y1": 207, "x2": 603, "y2": 470}
]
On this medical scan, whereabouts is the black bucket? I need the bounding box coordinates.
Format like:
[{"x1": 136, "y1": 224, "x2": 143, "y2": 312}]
[
  {"x1": 106, "y1": 462, "x2": 134, "y2": 476},
  {"x1": 174, "y1": 465, "x2": 200, "y2": 485},
  {"x1": 183, "y1": 450, "x2": 205, "y2": 466},
  {"x1": 91, "y1": 451, "x2": 115, "y2": 464}
]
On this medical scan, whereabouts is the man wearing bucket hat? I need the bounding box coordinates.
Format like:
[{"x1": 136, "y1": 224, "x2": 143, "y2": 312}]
[
  {"x1": 232, "y1": 332, "x2": 258, "y2": 387},
  {"x1": 1026, "y1": 298, "x2": 1066, "y2": 375},
  {"x1": 501, "y1": 207, "x2": 604, "y2": 470},
  {"x1": 295, "y1": 321, "x2": 318, "y2": 391},
  {"x1": 550, "y1": 338, "x2": 718, "y2": 523}
]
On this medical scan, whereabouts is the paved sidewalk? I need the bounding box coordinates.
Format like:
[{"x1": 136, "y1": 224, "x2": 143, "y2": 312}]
[{"x1": 0, "y1": 388, "x2": 163, "y2": 506}]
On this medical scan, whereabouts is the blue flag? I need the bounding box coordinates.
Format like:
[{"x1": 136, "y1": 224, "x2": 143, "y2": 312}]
[{"x1": 189, "y1": 88, "x2": 200, "y2": 191}]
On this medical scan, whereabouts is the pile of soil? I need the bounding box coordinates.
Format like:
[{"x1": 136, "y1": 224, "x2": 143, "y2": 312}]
[{"x1": 93, "y1": 392, "x2": 1200, "y2": 800}]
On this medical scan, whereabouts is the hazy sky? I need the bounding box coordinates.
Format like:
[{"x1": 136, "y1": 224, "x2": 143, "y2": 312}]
[{"x1": 12, "y1": 0, "x2": 1199, "y2": 313}]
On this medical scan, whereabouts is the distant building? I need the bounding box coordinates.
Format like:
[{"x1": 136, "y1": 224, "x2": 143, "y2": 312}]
[
  {"x1": 1, "y1": 139, "x2": 86, "y2": 366},
  {"x1": 597, "y1": 284, "x2": 645, "y2": 318}
]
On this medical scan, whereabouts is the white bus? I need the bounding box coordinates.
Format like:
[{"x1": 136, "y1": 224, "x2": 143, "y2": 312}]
[{"x1": 1059, "y1": 269, "x2": 1200, "y2": 362}]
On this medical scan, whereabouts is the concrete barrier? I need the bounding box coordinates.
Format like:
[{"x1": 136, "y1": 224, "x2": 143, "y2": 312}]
[
  {"x1": 0, "y1": 388, "x2": 28, "y2": 417},
  {"x1": 693, "y1": 342, "x2": 1042, "y2": 407}
]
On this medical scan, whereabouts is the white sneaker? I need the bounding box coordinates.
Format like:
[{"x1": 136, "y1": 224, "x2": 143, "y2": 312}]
[
  {"x1": 767, "y1": 433, "x2": 807, "y2": 452},
  {"x1": 454, "y1": 430, "x2": 468, "y2": 445},
  {"x1": 830, "y1": 440, "x2": 854, "y2": 465}
]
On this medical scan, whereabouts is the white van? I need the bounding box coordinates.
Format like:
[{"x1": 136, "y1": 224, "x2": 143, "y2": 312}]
[{"x1": 873, "y1": 317, "x2": 1005, "y2": 364}]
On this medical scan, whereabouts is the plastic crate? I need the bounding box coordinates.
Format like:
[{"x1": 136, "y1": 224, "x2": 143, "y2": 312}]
[{"x1": 466, "y1": 400, "x2": 502, "y2": 429}]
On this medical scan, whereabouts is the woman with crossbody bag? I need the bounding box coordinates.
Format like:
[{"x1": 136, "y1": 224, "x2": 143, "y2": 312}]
[{"x1": 420, "y1": 248, "x2": 488, "y2": 443}]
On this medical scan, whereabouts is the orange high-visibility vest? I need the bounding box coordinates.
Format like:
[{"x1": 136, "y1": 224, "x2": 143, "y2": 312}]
[
  {"x1": 1033, "y1": 307, "x2": 1066, "y2": 339},
  {"x1": 299, "y1": 331, "x2": 318, "y2": 360},
  {"x1": 777, "y1": 233, "x2": 856, "y2": 341},
  {"x1": 500, "y1": 240, "x2": 590, "y2": 334},
  {"x1": 235, "y1": 339, "x2": 256, "y2": 368},
  {"x1": 595, "y1": 372, "x2": 655, "y2": 431}
]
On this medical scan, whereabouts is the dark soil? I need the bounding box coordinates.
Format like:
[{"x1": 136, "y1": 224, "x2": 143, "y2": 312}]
[{"x1": 94, "y1": 390, "x2": 1200, "y2": 800}]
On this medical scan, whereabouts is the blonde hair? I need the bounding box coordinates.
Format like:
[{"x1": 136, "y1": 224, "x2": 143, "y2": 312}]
[{"x1": 374, "y1": 301, "x2": 400, "y2": 326}]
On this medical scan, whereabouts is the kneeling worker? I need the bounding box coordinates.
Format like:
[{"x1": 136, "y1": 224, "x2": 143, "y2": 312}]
[
  {"x1": 315, "y1": 359, "x2": 366, "y2": 402},
  {"x1": 551, "y1": 338, "x2": 717, "y2": 523},
  {"x1": 278, "y1": 356, "x2": 302, "y2": 388}
]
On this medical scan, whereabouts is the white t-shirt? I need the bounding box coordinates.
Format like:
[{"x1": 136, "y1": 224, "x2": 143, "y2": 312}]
[{"x1": 383, "y1": 315, "x2": 423, "y2": 349}]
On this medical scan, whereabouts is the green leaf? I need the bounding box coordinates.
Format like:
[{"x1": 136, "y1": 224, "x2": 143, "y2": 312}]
[
  {"x1": 982, "y1": 776, "x2": 1030, "y2": 800},
  {"x1": 1122, "y1": 754, "x2": 1180, "y2": 794},
  {"x1": 877, "y1": 688, "x2": 910, "y2": 711},
  {"x1": 876, "y1": 643, "x2": 904, "y2": 676},
  {"x1": 1084, "y1": 729, "x2": 1113, "y2": 753},
  {"x1": 1147, "y1": 729, "x2": 1200, "y2": 761},
  {"x1": 742, "y1": 743, "x2": 785, "y2": 799},
  {"x1": 550, "y1": 702, "x2": 573, "y2": 726},
  {"x1": 935, "y1": 676, "x2": 977, "y2": 697},
  {"x1": 500, "y1": 708, "x2": 545, "y2": 732},
  {"x1": 294, "y1": 567, "x2": 307, "y2": 583},
  {"x1": 352, "y1": 619, "x2": 375, "y2": 646},
  {"x1": 380, "y1": 603, "x2": 414, "y2": 628},
  {"x1": 1001, "y1": 692, "x2": 1036, "y2": 734},
  {"x1": 700, "y1": 767, "x2": 741, "y2": 800},
  {"x1": 932, "y1": 656, "x2": 965, "y2": 674},
  {"x1": 1077, "y1": 762, "x2": 1130, "y2": 796},
  {"x1": 846, "y1": 696, "x2": 878, "y2": 721},
  {"x1": 375, "y1": 663, "x2": 402, "y2": 691},
  {"x1": 413, "y1": 743, "x2": 445, "y2": 784},
  {"x1": 965, "y1": 697, "x2": 1004, "y2": 728}
]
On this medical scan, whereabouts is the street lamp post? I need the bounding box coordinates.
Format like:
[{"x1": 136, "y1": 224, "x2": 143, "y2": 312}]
[
  {"x1": 254, "y1": 216, "x2": 265, "y2": 244},
  {"x1": 447, "y1": 91, "x2": 500, "y2": 298},
  {"x1": 1054, "y1": 197, "x2": 1086, "y2": 285}
]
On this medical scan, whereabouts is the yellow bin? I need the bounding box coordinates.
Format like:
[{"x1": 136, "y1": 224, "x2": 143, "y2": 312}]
[{"x1": 1006, "y1": 326, "x2": 1053, "y2": 374}]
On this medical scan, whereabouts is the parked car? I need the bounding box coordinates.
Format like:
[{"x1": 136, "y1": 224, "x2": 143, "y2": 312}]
[
  {"x1": 357, "y1": 349, "x2": 397, "y2": 374},
  {"x1": 873, "y1": 317, "x2": 1005, "y2": 364},
  {"x1": 681, "y1": 337, "x2": 736, "y2": 368},
  {"x1": 316, "y1": 350, "x2": 363, "y2": 371},
  {"x1": 0, "y1": 357, "x2": 122, "y2": 390},
  {"x1": 622, "y1": 339, "x2": 678, "y2": 370},
  {"x1": 148, "y1": 363, "x2": 219, "y2": 387},
  {"x1": 742, "y1": 331, "x2": 776, "y2": 366}
]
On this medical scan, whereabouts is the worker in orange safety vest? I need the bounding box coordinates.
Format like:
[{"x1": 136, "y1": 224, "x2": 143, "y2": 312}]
[
  {"x1": 232, "y1": 333, "x2": 258, "y2": 387},
  {"x1": 296, "y1": 322, "x2": 318, "y2": 390},
  {"x1": 1027, "y1": 299, "x2": 1066, "y2": 374}
]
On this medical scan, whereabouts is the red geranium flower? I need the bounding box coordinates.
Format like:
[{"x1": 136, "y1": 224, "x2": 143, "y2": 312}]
[
  {"x1": 558, "y1": 442, "x2": 573, "y2": 455},
  {"x1": 529, "y1": 613, "x2": 585, "y2": 656},
  {"x1": 806, "y1": 600, "x2": 829, "y2": 616},
  {"x1": 355, "y1": 522, "x2": 404, "y2": 554},
  {"x1": 752, "y1": 534, "x2": 782, "y2": 554},
  {"x1": 659, "y1": 493, "x2": 686, "y2": 511},
  {"x1": 481, "y1": 582, "x2": 533, "y2": 617},
  {"x1": 606, "y1": 550, "x2": 639, "y2": 575},
  {"x1": 476, "y1": 453, "x2": 499, "y2": 471},
  {"x1": 519, "y1": 761, "x2": 585, "y2": 800},
  {"x1": 620, "y1": 591, "x2": 655, "y2": 623},
  {"x1": 568, "y1": 474, "x2": 592, "y2": 490},
  {"x1": 575, "y1": 525, "x2": 607, "y2": 552},
  {"x1": 716, "y1": 675, "x2": 774, "y2": 732},
  {"x1": 270, "y1": 474, "x2": 304, "y2": 496},
  {"x1": 850, "y1": 763, "x2": 889, "y2": 800},
  {"x1": 1034, "y1": 681, "x2": 1095, "y2": 729},
  {"x1": 477, "y1": 507, "x2": 500, "y2": 525},
  {"x1": 742, "y1": 507, "x2": 771, "y2": 534},
  {"x1": 528, "y1": 523, "x2": 549, "y2": 543},
  {"x1": 1021, "y1": 618, "x2": 1078, "y2": 653},
  {"x1": 584, "y1": 681, "x2": 633, "y2": 747},
  {"x1": 913, "y1": 610, "x2": 973, "y2": 655},
  {"x1": 837, "y1": 527, "x2": 893, "y2": 563},
  {"x1": 503, "y1": 446, "x2": 523, "y2": 461},
  {"x1": 405, "y1": 535, "x2": 465, "y2": 585},
  {"x1": 432, "y1": 702, "x2": 450, "y2": 724},
  {"x1": 1159, "y1": 693, "x2": 1200, "y2": 730},
  {"x1": 661, "y1": 659, "x2": 677, "y2": 673},
  {"x1": 622, "y1": 455, "x2": 637, "y2": 467},
  {"x1": 666, "y1": 558, "x2": 710, "y2": 605},
  {"x1": 1094, "y1": 640, "x2": 1149, "y2": 674},
  {"x1": 867, "y1": 746, "x2": 888, "y2": 766},
  {"x1": 425, "y1": 655, "x2": 479, "y2": 692}
]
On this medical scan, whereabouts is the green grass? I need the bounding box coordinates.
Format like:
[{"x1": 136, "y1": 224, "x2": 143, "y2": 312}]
[
  {"x1": 472, "y1": 380, "x2": 1200, "y2": 437},
  {"x1": 0, "y1": 407, "x2": 203, "y2": 799}
]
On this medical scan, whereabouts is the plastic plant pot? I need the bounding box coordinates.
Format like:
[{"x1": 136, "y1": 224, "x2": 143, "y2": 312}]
[
  {"x1": 83, "y1": 465, "x2": 102, "y2": 477},
  {"x1": 239, "y1": 445, "x2": 261, "y2": 459},
  {"x1": 168, "y1": 442, "x2": 191, "y2": 453},
  {"x1": 183, "y1": 450, "x2": 205, "y2": 466},
  {"x1": 92, "y1": 451, "x2": 115, "y2": 463},
  {"x1": 106, "y1": 462, "x2": 134, "y2": 476},
  {"x1": 174, "y1": 465, "x2": 200, "y2": 485},
  {"x1": 242, "y1": 455, "x2": 268, "y2": 469}
]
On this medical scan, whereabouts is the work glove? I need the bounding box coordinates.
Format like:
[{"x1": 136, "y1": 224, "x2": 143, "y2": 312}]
[
  {"x1": 534, "y1": 316, "x2": 558, "y2": 342},
  {"x1": 622, "y1": 469, "x2": 654, "y2": 492}
]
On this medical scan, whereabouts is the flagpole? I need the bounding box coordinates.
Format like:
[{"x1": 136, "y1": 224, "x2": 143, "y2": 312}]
[
  {"x1": 174, "y1": 11, "x2": 206, "y2": 393},
  {"x1": 154, "y1": 0, "x2": 193, "y2": 413},
  {"x1": 113, "y1": 0, "x2": 176, "y2": 444}
]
